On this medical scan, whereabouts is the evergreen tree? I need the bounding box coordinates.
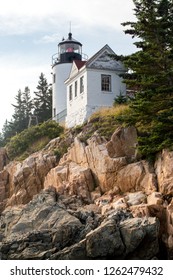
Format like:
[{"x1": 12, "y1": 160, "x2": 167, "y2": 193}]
[
  {"x1": 1, "y1": 87, "x2": 33, "y2": 144},
  {"x1": 0, "y1": 132, "x2": 4, "y2": 147},
  {"x1": 114, "y1": 91, "x2": 127, "y2": 105},
  {"x1": 12, "y1": 89, "x2": 27, "y2": 133},
  {"x1": 12, "y1": 90, "x2": 25, "y2": 133},
  {"x1": 22, "y1": 86, "x2": 33, "y2": 128},
  {"x1": 33, "y1": 73, "x2": 52, "y2": 123},
  {"x1": 1, "y1": 119, "x2": 15, "y2": 145},
  {"x1": 0, "y1": 73, "x2": 52, "y2": 144},
  {"x1": 117, "y1": 0, "x2": 173, "y2": 158}
]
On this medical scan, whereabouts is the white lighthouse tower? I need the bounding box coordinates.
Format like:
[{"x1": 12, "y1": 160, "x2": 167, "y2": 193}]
[{"x1": 52, "y1": 32, "x2": 84, "y2": 123}]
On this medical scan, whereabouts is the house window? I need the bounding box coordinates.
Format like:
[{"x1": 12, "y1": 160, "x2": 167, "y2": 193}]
[
  {"x1": 101, "y1": 74, "x2": 111, "y2": 92},
  {"x1": 75, "y1": 81, "x2": 78, "y2": 97},
  {"x1": 80, "y1": 76, "x2": 84, "y2": 93},
  {"x1": 53, "y1": 74, "x2": 56, "y2": 83},
  {"x1": 69, "y1": 85, "x2": 73, "y2": 101}
]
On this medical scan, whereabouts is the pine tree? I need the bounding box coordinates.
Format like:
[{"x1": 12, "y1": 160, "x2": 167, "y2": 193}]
[
  {"x1": 0, "y1": 132, "x2": 4, "y2": 147},
  {"x1": 33, "y1": 73, "x2": 52, "y2": 123},
  {"x1": 12, "y1": 89, "x2": 26, "y2": 133},
  {"x1": 0, "y1": 73, "x2": 52, "y2": 144},
  {"x1": 118, "y1": 0, "x2": 173, "y2": 158},
  {"x1": 4, "y1": 87, "x2": 33, "y2": 139},
  {"x1": 1, "y1": 119, "x2": 15, "y2": 145},
  {"x1": 22, "y1": 86, "x2": 33, "y2": 128}
]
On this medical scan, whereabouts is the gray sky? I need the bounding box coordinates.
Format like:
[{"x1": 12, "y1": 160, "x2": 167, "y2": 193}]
[{"x1": 0, "y1": 0, "x2": 136, "y2": 131}]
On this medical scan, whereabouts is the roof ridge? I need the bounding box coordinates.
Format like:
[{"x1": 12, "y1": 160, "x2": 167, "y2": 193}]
[{"x1": 86, "y1": 44, "x2": 115, "y2": 66}]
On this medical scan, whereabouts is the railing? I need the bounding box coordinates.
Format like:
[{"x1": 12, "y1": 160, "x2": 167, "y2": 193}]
[
  {"x1": 52, "y1": 52, "x2": 88, "y2": 66},
  {"x1": 52, "y1": 53, "x2": 59, "y2": 65},
  {"x1": 52, "y1": 109, "x2": 67, "y2": 123}
]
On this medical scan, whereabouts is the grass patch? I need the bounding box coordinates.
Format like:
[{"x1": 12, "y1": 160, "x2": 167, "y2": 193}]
[
  {"x1": 6, "y1": 121, "x2": 64, "y2": 160},
  {"x1": 90, "y1": 105, "x2": 130, "y2": 120},
  {"x1": 78, "y1": 105, "x2": 130, "y2": 143}
]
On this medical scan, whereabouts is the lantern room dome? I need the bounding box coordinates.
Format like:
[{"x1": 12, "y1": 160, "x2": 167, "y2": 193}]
[{"x1": 57, "y1": 32, "x2": 82, "y2": 63}]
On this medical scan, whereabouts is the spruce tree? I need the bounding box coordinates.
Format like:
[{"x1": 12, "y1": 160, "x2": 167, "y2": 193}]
[
  {"x1": 2, "y1": 87, "x2": 33, "y2": 141},
  {"x1": 33, "y1": 73, "x2": 52, "y2": 123},
  {"x1": 119, "y1": 0, "x2": 173, "y2": 158},
  {"x1": 22, "y1": 86, "x2": 33, "y2": 128},
  {"x1": 12, "y1": 89, "x2": 26, "y2": 133},
  {"x1": 1, "y1": 119, "x2": 16, "y2": 144},
  {"x1": 0, "y1": 133, "x2": 3, "y2": 147}
]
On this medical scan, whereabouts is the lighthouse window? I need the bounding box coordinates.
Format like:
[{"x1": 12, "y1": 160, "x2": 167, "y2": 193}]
[
  {"x1": 69, "y1": 85, "x2": 73, "y2": 101},
  {"x1": 67, "y1": 47, "x2": 74, "y2": 52},
  {"x1": 80, "y1": 76, "x2": 84, "y2": 93},
  {"x1": 101, "y1": 75, "x2": 111, "y2": 92},
  {"x1": 75, "y1": 81, "x2": 78, "y2": 97}
]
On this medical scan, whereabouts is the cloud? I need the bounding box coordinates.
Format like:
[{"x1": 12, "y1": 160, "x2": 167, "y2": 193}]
[
  {"x1": 34, "y1": 33, "x2": 61, "y2": 44},
  {"x1": 0, "y1": 0, "x2": 135, "y2": 35}
]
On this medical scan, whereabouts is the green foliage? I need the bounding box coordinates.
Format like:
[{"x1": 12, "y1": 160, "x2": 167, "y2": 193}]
[
  {"x1": 34, "y1": 73, "x2": 52, "y2": 123},
  {"x1": 78, "y1": 105, "x2": 130, "y2": 143},
  {"x1": 53, "y1": 144, "x2": 68, "y2": 161},
  {"x1": 0, "y1": 133, "x2": 4, "y2": 146},
  {"x1": 114, "y1": 92, "x2": 127, "y2": 105},
  {"x1": 113, "y1": 0, "x2": 173, "y2": 158},
  {"x1": 0, "y1": 88, "x2": 33, "y2": 147},
  {"x1": 0, "y1": 73, "x2": 52, "y2": 147},
  {"x1": 6, "y1": 121, "x2": 64, "y2": 160}
]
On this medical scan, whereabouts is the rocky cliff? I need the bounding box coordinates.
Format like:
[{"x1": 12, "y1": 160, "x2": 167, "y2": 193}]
[{"x1": 0, "y1": 126, "x2": 173, "y2": 260}]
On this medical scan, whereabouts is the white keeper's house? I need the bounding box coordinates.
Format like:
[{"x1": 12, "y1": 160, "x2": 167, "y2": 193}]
[{"x1": 52, "y1": 32, "x2": 126, "y2": 128}]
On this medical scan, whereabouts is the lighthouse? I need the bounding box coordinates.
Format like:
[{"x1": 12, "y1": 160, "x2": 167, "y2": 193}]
[{"x1": 52, "y1": 32, "x2": 84, "y2": 123}]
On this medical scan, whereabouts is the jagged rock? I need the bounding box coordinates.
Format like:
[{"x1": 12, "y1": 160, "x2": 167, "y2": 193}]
[
  {"x1": 0, "y1": 148, "x2": 9, "y2": 171},
  {"x1": 50, "y1": 212, "x2": 160, "y2": 260},
  {"x1": 90, "y1": 188, "x2": 102, "y2": 202},
  {"x1": 61, "y1": 133, "x2": 157, "y2": 194},
  {"x1": 50, "y1": 239, "x2": 87, "y2": 260},
  {"x1": 155, "y1": 149, "x2": 173, "y2": 195},
  {"x1": 166, "y1": 199, "x2": 173, "y2": 237},
  {"x1": 99, "y1": 196, "x2": 127, "y2": 215},
  {"x1": 147, "y1": 204, "x2": 166, "y2": 238},
  {"x1": 116, "y1": 161, "x2": 157, "y2": 194},
  {"x1": 165, "y1": 199, "x2": 173, "y2": 258},
  {"x1": 130, "y1": 204, "x2": 150, "y2": 218},
  {"x1": 44, "y1": 162, "x2": 95, "y2": 202},
  {"x1": 112, "y1": 197, "x2": 127, "y2": 211},
  {"x1": 0, "y1": 162, "x2": 19, "y2": 213},
  {"x1": 0, "y1": 187, "x2": 161, "y2": 260},
  {"x1": 0, "y1": 169, "x2": 9, "y2": 213},
  {"x1": 125, "y1": 191, "x2": 147, "y2": 206},
  {"x1": 119, "y1": 217, "x2": 160, "y2": 259},
  {"x1": 120, "y1": 218, "x2": 146, "y2": 254},
  {"x1": 0, "y1": 151, "x2": 57, "y2": 213},
  {"x1": 0, "y1": 189, "x2": 85, "y2": 259},
  {"x1": 106, "y1": 126, "x2": 138, "y2": 158},
  {"x1": 67, "y1": 137, "x2": 88, "y2": 167},
  {"x1": 147, "y1": 192, "x2": 163, "y2": 205},
  {"x1": 66, "y1": 134, "x2": 128, "y2": 192},
  {"x1": 85, "y1": 135, "x2": 127, "y2": 192},
  {"x1": 1, "y1": 126, "x2": 173, "y2": 259},
  {"x1": 86, "y1": 219, "x2": 125, "y2": 258},
  {"x1": 95, "y1": 193, "x2": 113, "y2": 206}
]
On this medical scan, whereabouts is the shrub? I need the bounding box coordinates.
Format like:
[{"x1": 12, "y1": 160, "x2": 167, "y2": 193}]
[
  {"x1": 6, "y1": 121, "x2": 64, "y2": 160},
  {"x1": 113, "y1": 92, "x2": 127, "y2": 105}
]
